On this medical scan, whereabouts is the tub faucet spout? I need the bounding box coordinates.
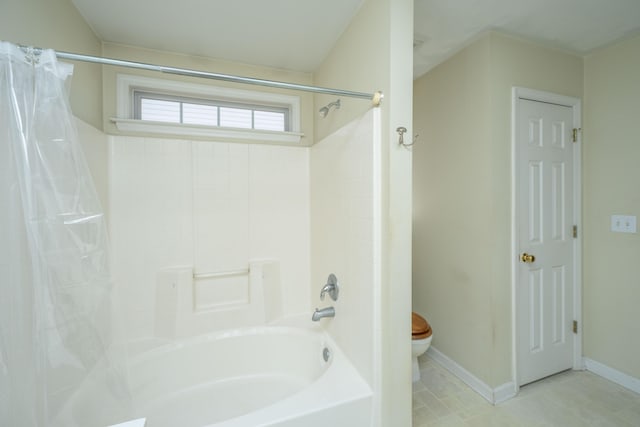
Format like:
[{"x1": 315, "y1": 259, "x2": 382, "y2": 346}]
[{"x1": 312, "y1": 306, "x2": 335, "y2": 321}]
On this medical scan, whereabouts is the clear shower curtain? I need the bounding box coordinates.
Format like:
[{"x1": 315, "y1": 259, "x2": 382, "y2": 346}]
[{"x1": 0, "y1": 42, "x2": 130, "y2": 426}]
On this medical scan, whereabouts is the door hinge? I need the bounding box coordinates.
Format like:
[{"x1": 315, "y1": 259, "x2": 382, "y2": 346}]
[
  {"x1": 572, "y1": 320, "x2": 578, "y2": 334},
  {"x1": 572, "y1": 128, "x2": 581, "y2": 143},
  {"x1": 572, "y1": 225, "x2": 578, "y2": 238}
]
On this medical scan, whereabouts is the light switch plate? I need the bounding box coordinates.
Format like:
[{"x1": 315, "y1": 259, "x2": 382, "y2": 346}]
[{"x1": 611, "y1": 215, "x2": 637, "y2": 233}]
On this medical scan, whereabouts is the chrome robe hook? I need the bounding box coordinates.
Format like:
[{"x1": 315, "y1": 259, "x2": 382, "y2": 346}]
[{"x1": 397, "y1": 127, "x2": 418, "y2": 147}]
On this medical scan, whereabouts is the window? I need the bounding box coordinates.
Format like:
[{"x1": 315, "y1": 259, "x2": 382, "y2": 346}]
[
  {"x1": 133, "y1": 91, "x2": 290, "y2": 132},
  {"x1": 114, "y1": 74, "x2": 302, "y2": 144}
]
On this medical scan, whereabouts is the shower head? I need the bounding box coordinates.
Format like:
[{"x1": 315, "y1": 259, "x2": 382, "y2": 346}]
[{"x1": 318, "y1": 99, "x2": 341, "y2": 118}]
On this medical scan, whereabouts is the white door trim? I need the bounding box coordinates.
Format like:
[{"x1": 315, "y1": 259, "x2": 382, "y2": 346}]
[{"x1": 510, "y1": 87, "x2": 583, "y2": 393}]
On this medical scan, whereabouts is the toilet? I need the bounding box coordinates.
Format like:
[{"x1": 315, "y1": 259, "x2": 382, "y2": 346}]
[{"x1": 411, "y1": 312, "x2": 433, "y2": 382}]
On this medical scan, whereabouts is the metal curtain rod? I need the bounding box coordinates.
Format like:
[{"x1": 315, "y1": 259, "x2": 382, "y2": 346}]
[{"x1": 24, "y1": 46, "x2": 383, "y2": 105}]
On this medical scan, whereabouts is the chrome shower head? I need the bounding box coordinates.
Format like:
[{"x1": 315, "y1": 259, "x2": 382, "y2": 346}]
[{"x1": 318, "y1": 99, "x2": 341, "y2": 118}]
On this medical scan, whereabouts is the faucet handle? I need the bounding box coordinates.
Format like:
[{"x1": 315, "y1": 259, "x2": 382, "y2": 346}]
[{"x1": 320, "y1": 273, "x2": 339, "y2": 301}]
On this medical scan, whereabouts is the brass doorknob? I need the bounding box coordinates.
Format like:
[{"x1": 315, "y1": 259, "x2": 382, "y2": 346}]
[{"x1": 521, "y1": 253, "x2": 535, "y2": 263}]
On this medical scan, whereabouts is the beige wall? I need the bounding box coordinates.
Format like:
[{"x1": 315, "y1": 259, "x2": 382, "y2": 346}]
[
  {"x1": 1, "y1": 0, "x2": 109, "y2": 214},
  {"x1": 487, "y1": 33, "x2": 583, "y2": 385},
  {"x1": 0, "y1": 0, "x2": 103, "y2": 130},
  {"x1": 313, "y1": 0, "x2": 389, "y2": 142},
  {"x1": 583, "y1": 34, "x2": 640, "y2": 379},
  {"x1": 315, "y1": 0, "x2": 414, "y2": 424},
  {"x1": 412, "y1": 35, "x2": 495, "y2": 385},
  {"x1": 413, "y1": 32, "x2": 583, "y2": 388},
  {"x1": 101, "y1": 43, "x2": 315, "y2": 145}
]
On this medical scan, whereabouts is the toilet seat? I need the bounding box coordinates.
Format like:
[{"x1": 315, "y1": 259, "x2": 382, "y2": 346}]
[{"x1": 412, "y1": 312, "x2": 432, "y2": 340}]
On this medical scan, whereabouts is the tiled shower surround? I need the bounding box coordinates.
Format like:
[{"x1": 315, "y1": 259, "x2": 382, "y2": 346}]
[
  {"x1": 108, "y1": 109, "x2": 379, "y2": 388},
  {"x1": 109, "y1": 137, "x2": 310, "y2": 340}
]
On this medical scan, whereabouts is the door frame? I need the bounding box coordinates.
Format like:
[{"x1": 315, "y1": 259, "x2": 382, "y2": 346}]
[{"x1": 510, "y1": 87, "x2": 583, "y2": 392}]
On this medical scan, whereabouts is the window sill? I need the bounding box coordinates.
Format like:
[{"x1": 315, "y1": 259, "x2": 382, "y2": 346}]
[{"x1": 110, "y1": 118, "x2": 304, "y2": 144}]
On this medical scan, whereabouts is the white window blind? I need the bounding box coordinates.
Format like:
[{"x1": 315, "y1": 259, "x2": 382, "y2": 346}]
[
  {"x1": 134, "y1": 91, "x2": 289, "y2": 132},
  {"x1": 115, "y1": 74, "x2": 303, "y2": 144},
  {"x1": 220, "y1": 107, "x2": 252, "y2": 129},
  {"x1": 183, "y1": 103, "x2": 217, "y2": 126},
  {"x1": 140, "y1": 98, "x2": 180, "y2": 123}
]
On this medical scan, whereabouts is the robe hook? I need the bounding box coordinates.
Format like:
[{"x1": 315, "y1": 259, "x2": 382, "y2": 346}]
[{"x1": 397, "y1": 126, "x2": 418, "y2": 147}]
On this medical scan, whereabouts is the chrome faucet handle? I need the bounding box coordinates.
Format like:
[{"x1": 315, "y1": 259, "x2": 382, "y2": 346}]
[{"x1": 320, "y1": 273, "x2": 339, "y2": 301}]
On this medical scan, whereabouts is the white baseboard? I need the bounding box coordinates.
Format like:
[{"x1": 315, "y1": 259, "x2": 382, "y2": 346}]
[
  {"x1": 426, "y1": 347, "x2": 516, "y2": 404},
  {"x1": 584, "y1": 357, "x2": 640, "y2": 395},
  {"x1": 493, "y1": 382, "x2": 518, "y2": 404},
  {"x1": 425, "y1": 351, "x2": 639, "y2": 404}
]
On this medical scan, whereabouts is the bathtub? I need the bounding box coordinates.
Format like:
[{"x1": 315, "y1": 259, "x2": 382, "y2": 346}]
[{"x1": 61, "y1": 321, "x2": 372, "y2": 427}]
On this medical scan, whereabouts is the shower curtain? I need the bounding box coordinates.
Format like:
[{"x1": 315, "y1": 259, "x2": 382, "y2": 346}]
[{"x1": 0, "y1": 42, "x2": 130, "y2": 426}]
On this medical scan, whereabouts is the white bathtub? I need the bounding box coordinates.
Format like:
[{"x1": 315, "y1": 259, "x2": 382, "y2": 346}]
[
  {"x1": 62, "y1": 322, "x2": 373, "y2": 427},
  {"x1": 132, "y1": 325, "x2": 372, "y2": 426}
]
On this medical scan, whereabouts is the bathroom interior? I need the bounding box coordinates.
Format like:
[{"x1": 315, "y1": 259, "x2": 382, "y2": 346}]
[{"x1": 1, "y1": 0, "x2": 639, "y2": 426}]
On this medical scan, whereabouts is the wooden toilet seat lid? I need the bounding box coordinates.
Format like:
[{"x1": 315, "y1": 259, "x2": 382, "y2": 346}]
[{"x1": 412, "y1": 312, "x2": 432, "y2": 339}]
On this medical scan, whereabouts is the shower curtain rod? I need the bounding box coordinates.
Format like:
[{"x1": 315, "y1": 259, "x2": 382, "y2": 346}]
[{"x1": 19, "y1": 44, "x2": 383, "y2": 105}]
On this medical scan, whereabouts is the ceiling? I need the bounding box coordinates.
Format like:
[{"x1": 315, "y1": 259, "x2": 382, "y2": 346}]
[
  {"x1": 71, "y1": 0, "x2": 640, "y2": 79},
  {"x1": 413, "y1": 0, "x2": 640, "y2": 77},
  {"x1": 70, "y1": 0, "x2": 365, "y2": 72}
]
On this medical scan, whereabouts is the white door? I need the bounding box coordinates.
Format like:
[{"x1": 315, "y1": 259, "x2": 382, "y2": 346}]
[{"x1": 516, "y1": 98, "x2": 575, "y2": 386}]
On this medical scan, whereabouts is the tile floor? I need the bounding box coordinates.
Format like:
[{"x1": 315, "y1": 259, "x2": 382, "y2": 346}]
[{"x1": 413, "y1": 354, "x2": 640, "y2": 426}]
